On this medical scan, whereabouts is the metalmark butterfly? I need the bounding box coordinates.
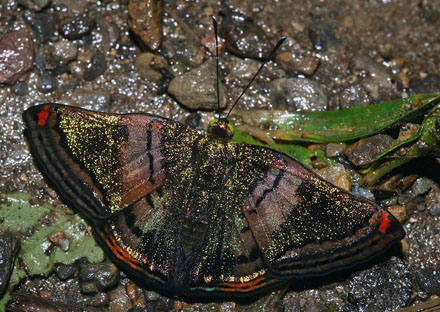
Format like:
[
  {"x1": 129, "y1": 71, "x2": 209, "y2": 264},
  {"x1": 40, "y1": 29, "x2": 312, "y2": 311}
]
[
  {"x1": 23, "y1": 102, "x2": 404, "y2": 298},
  {"x1": 23, "y1": 18, "x2": 404, "y2": 298}
]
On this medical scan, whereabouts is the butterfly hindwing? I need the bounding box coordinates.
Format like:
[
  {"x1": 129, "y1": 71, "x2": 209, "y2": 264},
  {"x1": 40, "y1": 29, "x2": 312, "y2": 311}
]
[{"x1": 241, "y1": 146, "x2": 405, "y2": 278}]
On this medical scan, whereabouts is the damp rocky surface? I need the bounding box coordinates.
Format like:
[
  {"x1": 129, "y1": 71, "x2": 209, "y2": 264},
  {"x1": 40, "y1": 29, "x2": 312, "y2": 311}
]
[{"x1": 0, "y1": 1, "x2": 440, "y2": 311}]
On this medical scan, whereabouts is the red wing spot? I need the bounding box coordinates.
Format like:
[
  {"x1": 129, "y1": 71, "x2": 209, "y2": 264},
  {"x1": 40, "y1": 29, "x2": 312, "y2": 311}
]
[
  {"x1": 378, "y1": 211, "x2": 391, "y2": 234},
  {"x1": 37, "y1": 107, "x2": 50, "y2": 126}
]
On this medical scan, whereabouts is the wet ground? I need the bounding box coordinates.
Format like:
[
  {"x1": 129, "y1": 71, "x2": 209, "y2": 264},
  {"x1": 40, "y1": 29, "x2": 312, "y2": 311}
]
[{"x1": 1, "y1": 0, "x2": 440, "y2": 311}]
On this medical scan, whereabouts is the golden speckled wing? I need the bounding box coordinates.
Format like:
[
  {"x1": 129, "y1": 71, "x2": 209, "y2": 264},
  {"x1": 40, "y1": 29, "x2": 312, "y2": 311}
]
[
  {"x1": 240, "y1": 145, "x2": 404, "y2": 278},
  {"x1": 23, "y1": 104, "x2": 404, "y2": 298}
]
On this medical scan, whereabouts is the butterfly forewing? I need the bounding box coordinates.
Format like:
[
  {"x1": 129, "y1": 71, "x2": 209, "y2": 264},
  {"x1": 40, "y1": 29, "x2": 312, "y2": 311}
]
[{"x1": 23, "y1": 104, "x2": 404, "y2": 297}]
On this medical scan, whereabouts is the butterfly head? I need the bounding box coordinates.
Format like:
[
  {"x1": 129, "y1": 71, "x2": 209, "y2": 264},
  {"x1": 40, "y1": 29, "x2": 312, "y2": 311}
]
[{"x1": 207, "y1": 118, "x2": 235, "y2": 140}]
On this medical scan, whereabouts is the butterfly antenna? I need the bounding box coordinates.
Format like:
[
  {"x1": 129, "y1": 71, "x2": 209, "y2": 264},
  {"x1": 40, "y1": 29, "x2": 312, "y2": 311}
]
[
  {"x1": 212, "y1": 16, "x2": 221, "y2": 119},
  {"x1": 226, "y1": 36, "x2": 287, "y2": 119}
]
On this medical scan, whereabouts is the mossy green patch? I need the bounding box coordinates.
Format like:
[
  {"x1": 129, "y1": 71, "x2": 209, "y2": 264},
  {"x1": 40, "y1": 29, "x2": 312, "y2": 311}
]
[{"x1": 0, "y1": 193, "x2": 105, "y2": 310}]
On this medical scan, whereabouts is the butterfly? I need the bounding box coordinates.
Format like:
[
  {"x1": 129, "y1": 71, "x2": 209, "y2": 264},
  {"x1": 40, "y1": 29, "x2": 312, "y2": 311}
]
[{"x1": 23, "y1": 103, "x2": 404, "y2": 298}]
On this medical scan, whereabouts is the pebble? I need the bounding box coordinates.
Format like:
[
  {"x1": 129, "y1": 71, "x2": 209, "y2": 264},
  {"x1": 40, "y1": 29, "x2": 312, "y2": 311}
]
[
  {"x1": 411, "y1": 177, "x2": 434, "y2": 196},
  {"x1": 109, "y1": 284, "x2": 133, "y2": 311},
  {"x1": 416, "y1": 268, "x2": 440, "y2": 296},
  {"x1": 308, "y1": 22, "x2": 337, "y2": 52},
  {"x1": 60, "y1": 16, "x2": 94, "y2": 40},
  {"x1": 90, "y1": 292, "x2": 110, "y2": 307},
  {"x1": 128, "y1": 0, "x2": 163, "y2": 51},
  {"x1": 0, "y1": 232, "x2": 20, "y2": 296},
  {"x1": 396, "y1": 71, "x2": 410, "y2": 89},
  {"x1": 35, "y1": 46, "x2": 58, "y2": 92},
  {"x1": 276, "y1": 51, "x2": 320, "y2": 76},
  {"x1": 317, "y1": 164, "x2": 351, "y2": 190},
  {"x1": 350, "y1": 183, "x2": 375, "y2": 200},
  {"x1": 12, "y1": 81, "x2": 29, "y2": 96},
  {"x1": 201, "y1": 31, "x2": 226, "y2": 56},
  {"x1": 397, "y1": 194, "x2": 425, "y2": 214},
  {"x1": 221, "y1": 13, "x2": 272, "y2": 59},
  {"x1": 185, "y1": 112, "x2": 202, "y2": 129},
  {"x1": 55, "y1": 263, "x2": 75, "y2": 280},
  {"x1": 339, "y1": 84, "x2": 372, "y2": 109},
  {"x1": 345, "y1": 257, "x2": 412, "y2": 311},
  {"x1": 134, "y1": 52, "x2": 165, "y2": 82},
  {"x1": 38, "y1": 71, "x2": 58, "y2": 93},
  {"x1": 49, "y1": 39, "x2": 78, "y2": 64},
  {"x1": 387, "y1": 205, "x2": 408, "y2": 224},
  {"x1": 353, "y1": 55, "x2": 394, "y2": 99},
  {"x1": 48, "y1": 230, "x2": 70, "y2": 251},
  {"x1": 22, "y1": 10, "x2": 57, "y2": 42},
  {"x1": 345, "y1": 134, "x2": 394, "y2": 167},
  {"x1": 17, "y1": 0, "x2": 51, "y2": 11},
  {"x1": 326, "y1": 143, "x2": 347, "y2": 157},
  {"x1": 270, "y1": 77, "x2": 328, "y2": 111},
  {"x1": 69, "y1": 87, "x2": 111, "y2": 111},
  {"x1": 53, "y1": 0, "x2": 88, "y2": 14},
  {"x1": 425, "y1": 183, "x2": 440, "y2": 216},
  {"x1": 84, "y1": 51, "x2": 107, "y2": 81},
  {"x1": 226, "y1": 56, "x2": 260, "y2": 80},
  {"x1": 97, "y1": 15, "x2": 120, "y2": 52},
  {"x1": 79, "y1": 262, "x2": 119, "y2": 294},
  {"x1": 168, "y1": 58, "x2": 227, "y2": 110},
  {"x1": 410, "y1": 74, "x2": 440, "y2": 95},
  {"x1": 162, "y1": 37, "x2": 204, "y2": 68},
  {"x1": 0, "y1": 31, "x2": 34, "y2": 85}
]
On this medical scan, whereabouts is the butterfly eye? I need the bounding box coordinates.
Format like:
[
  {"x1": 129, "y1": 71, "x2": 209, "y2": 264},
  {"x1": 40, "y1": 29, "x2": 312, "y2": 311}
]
[{"x1": 208, "y1": 119, "x2": 219, "y2": 127}]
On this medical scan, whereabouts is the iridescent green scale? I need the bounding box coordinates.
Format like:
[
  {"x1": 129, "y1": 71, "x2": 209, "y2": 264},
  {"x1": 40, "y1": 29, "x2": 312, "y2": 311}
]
[{"x1": 23, "y1": 104, "x2": 404, "y2": 297}]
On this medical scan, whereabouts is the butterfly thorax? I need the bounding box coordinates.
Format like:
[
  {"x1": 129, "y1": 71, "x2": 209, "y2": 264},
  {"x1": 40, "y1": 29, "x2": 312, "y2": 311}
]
[{"x1": 207, "y1": 118, "x2": 234, "y2": 141}]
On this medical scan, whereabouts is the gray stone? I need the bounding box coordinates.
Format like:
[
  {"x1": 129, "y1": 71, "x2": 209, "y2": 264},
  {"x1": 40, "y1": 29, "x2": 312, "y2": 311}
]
[
  {"x1": 12, "y1": 81, "x2": 29, "y2": 96},
  {"x1": 308, "y1": 22, "x2": 337, "y2": 52},
  {"x1": 17, "y1": 0, "x2": 51, "y2": 11},
  {"x1": 49, "y1": 39, "x2": 78, "y2": 64},
  {"x1": 35, "y1": 45, "x2": 58, "y2": 92},
  {"x1": 84, "y1": 51, "x2": 106, "y2": 81},
  {"x1": 412, "y1": 177, "x2": 434, "y2": 196},
  {"x1": 425, "y1": 183, "x2": 440, "y2": 216},
  {"x1": 353, "y1": 55, "x2": 395, "y2": 100},
  {"x1": 345, "y1": 134, "x2": 394, "y2": 167},
  {"x1": 221, "y1": 12, "x2": 272, "y2": 59},
  {"x1": 79, "y1": 262, "x2": 119, "y2": 294},
  {"x1": 55, "y1": 263, "x2": 75, "y2": 280},
  {"x1": 168, "y1": 59, "x2": 227, "y2": 110},
  {"x1": 339, "y1": 84, "x2": 372, "y2": 109},
  {"x1": 347, "y1": 257, "x2": 412, "y2": 312},
  {"x1": 270, "y1": 77, "x2": 328, "y2": 111},
  {"x1": 326, "y1": 143, "x2": 347, "y2": 157},
  {"x1": 416, "y1": 268, "x2": 440, "y2": 296},
  {"x1": 22, "y1": 10, "x2": 57, "y2": 42},
  {"x1": 69, "y1": 87, "x2": 111, "y2": 111},
  {"x1": 162, "y1": 37, "x2": 204, "y2": 68},
  {"x1": 60, "y1": 16, "x2": 94, "y2": 40}
]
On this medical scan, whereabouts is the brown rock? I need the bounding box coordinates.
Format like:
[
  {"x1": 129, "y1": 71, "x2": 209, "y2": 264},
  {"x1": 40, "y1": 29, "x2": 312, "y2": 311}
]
[
  {"x1": 317, "y1": 164, "x2": 351, "y2": 191},
  {"x1": 129, "y1": 0, "x2": 163, "y2": 51},
  {"x1": 345, "y1": 134, "x2": 394, "y2": 167},
  {"x1": 388, "y1": 205, "x2": 408, "y2": 224},
  {"x1": 0, "y1": 31, "x2": 34, "y2": 85},
  {"x1": 276, "y1": 51, "x2": 320, "y2": 76}
]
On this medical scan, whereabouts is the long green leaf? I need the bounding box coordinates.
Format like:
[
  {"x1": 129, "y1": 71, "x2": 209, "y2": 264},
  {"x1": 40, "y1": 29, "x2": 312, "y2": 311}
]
[{"x1": 232, "y1": 93, "x2": 440, "y2": 143}]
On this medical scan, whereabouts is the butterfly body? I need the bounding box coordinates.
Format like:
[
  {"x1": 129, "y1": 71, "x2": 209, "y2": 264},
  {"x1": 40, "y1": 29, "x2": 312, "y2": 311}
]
[{"x1": 23, "y1": 104, "x2": 404, "y2": 298}]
